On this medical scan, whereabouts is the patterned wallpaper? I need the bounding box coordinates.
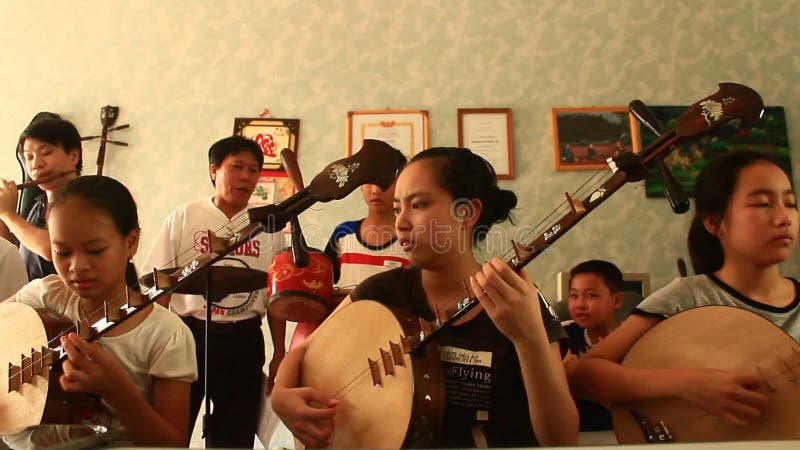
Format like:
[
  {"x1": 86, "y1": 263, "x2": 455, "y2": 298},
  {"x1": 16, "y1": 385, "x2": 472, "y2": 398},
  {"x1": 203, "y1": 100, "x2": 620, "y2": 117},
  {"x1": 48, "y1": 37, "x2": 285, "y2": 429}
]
[{"x1": 0, "y1": 0, "x2": 797, "y2": 304}]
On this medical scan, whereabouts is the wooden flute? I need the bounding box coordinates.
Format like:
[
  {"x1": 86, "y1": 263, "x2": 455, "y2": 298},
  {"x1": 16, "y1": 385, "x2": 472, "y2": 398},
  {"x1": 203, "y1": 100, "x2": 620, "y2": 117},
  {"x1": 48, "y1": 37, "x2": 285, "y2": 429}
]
[{"x1": 17, "y1": 170, "x2": 77, "y2": 189}]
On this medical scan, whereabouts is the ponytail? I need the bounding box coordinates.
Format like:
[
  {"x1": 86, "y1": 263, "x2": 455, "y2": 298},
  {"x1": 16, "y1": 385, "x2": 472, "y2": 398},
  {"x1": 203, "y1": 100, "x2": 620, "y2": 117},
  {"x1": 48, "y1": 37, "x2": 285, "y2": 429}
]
[{"x1": 687, "y1": 216, "x2": 723, "y2": 275}]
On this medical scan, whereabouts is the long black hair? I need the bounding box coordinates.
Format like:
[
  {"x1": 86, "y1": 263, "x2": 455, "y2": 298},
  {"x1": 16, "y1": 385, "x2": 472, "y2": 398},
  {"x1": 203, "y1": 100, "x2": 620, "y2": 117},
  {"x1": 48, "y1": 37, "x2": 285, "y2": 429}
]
[
  {"x1": 409, "y1": 147, "x2": 517, "y2": 242},
  {"x1": 688, "y1": 150, "x2": 793, "y2": 274},
  {"x1": 48, "y1": 175, "x2": 141, "y2": 291}
]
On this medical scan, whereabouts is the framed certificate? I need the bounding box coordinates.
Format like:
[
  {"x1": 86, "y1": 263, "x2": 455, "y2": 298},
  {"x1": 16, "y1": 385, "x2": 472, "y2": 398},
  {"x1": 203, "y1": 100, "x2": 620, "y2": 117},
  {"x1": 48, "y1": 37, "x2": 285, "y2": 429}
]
[
  {"x1": 233, "y1": 117, "x2": 300, "y2": 171},
  {"x1": 457, "y1": 108, "x2": 514, "y2": 179},
  {"x1": 346, "y1": 110, "x2": 429, "y2": 158}
]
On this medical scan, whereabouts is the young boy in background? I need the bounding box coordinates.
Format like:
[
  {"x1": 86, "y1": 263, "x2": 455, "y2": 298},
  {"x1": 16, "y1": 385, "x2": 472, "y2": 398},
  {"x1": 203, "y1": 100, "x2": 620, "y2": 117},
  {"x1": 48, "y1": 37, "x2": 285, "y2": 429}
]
[
  {"x1": 323, "y1": 159, "x2": 409, "y2": 288},
  {"x1": 560, "y1": 259, "x2": 623, "y2": 432},
  {"x1": 562, "y1": 259, "x2": 623, "y2": 357}
]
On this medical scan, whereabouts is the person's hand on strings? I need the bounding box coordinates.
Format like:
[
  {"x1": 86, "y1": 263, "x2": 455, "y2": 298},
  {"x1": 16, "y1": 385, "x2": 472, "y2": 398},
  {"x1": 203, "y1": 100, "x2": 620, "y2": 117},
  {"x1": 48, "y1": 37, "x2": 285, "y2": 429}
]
[{"x1": 59, "y1": 332, "x2": 132, "y2": 398}]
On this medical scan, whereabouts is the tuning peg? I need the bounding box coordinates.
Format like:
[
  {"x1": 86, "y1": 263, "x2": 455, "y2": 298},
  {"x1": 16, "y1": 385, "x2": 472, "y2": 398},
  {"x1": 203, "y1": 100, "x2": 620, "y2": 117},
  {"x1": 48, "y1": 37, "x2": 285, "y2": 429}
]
[
  {"x1": 628, "y1": 100, "x2": 690, "y2": 213},
  {"x1": 108, "y1": 123, "x2": 130, "y2": 132},
  {"x1": 656, "y1": 159, "x2": 690, "y2": 214},
  {"x1": 629, "y1": 100, "x2": 665, "y2": 136}
]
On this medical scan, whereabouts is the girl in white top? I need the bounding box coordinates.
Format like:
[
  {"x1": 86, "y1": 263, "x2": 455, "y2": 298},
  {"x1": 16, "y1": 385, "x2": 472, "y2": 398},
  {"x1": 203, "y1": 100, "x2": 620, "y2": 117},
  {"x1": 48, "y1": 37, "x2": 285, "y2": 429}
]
[
  {"x1": 6, "y1": 176, "x2": 197, "y2": 446},
  {"x1": 569, "y1": 150, "x2": 798, "y2": 427}
]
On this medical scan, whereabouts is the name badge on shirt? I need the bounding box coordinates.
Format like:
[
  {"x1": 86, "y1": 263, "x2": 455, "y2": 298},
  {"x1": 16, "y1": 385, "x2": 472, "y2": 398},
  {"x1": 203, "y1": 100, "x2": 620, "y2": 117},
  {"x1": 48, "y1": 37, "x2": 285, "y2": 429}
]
[{"x1": 384, "y1": 260, "x2": 402, "y2": 268}]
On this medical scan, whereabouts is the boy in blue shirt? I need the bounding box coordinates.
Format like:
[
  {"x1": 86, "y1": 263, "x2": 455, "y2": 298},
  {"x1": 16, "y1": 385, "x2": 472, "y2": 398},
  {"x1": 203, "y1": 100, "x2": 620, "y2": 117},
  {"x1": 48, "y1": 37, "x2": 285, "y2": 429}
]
[{"x1": 561, "y1": 259, "x2": 623, "y2": 431}]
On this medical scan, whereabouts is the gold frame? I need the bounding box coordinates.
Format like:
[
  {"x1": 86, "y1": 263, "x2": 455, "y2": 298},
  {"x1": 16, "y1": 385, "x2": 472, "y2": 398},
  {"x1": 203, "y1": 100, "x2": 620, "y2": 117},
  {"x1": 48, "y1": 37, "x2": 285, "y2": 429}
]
[
  {"x1": 551, "y1": 106, "x2": 640, "y2": 171},
  {"x1": 346, "y1": 109, "x2": 429, "y2": 158},
  {"x1": 457, "y1": 108, "x2": 514, "y2": 180},
  {"x1": 233, "y1": 117, "x2": 300, "y2": 171}
]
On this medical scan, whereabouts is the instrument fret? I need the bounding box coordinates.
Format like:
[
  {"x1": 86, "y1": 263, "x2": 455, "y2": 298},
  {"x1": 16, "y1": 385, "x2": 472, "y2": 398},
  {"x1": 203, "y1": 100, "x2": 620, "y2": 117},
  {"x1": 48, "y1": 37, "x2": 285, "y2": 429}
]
[
  {"x1": 380, "y1": 348, "x2": 395, "y2": 376},
  {"x1": 368, "y1": 358, "x2": 382, "y2": 386},
  {"x1": 21, "y1": 355, "x2": 32, "y2": 384},
  {"x1": 8, "y1": 362, "x2": 20, "y2": 392},
  {"x1": 31, "y1": 349, "x2": 43, "y2": 376}
]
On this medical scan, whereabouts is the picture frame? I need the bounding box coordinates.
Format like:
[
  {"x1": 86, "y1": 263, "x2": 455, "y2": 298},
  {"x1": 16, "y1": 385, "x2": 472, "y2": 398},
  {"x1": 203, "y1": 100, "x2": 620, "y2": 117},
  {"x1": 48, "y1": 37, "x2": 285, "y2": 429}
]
[
  {"x1": 551, "y1": 107, "x2": 639, "y2": 171},
  {"x1": 250, "y1": 172, "x2": 276, "y2": 207},
  {"x1": 250, "y1": 171, "x2": 296, "y2": 235},
  {"x1": 346, "y1": 109, "x2": 429, "y2": 158},
  {"x1": 640, "y1": 106, "x2": 792, "y2": 198},
  {"x1": 457, "y1": 108, "x2": 514, "y2": 179},
  {"x1": 233, "y1": 118, "x2": 300, "y2": 171}
]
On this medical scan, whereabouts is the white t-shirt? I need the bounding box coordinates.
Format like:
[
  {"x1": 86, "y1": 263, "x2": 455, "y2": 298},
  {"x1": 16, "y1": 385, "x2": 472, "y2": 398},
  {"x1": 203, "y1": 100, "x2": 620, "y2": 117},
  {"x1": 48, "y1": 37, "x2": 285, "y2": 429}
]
[
  {"x1": 142, "y1": 198, "x2": 279, "y2": 322},
  {"x1": 15, "y1": 275, "x2": 198, "y2": 402},
  {"x1": 0, "y1": 238, "x2": 28, "y2": 300}
]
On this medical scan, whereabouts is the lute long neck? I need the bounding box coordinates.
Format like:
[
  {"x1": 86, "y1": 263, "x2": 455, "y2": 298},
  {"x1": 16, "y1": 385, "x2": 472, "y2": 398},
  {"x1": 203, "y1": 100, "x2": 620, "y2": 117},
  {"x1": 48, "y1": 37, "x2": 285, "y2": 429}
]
[
  {"x1": 407, "y1": 81, "x2": 766, "y2": 353},
  {"x1": 9, "y1": 139, "x2": 410, "y2": 392},
  {"x1": 408, "y1": 157, "x2": 638, "y2": 353},
  {"x1": 46, "y1": 189, "x2": 317, "y2": 362},
  {"x1": 45, "y1": 142, "x2": 398, "y2": 361}
]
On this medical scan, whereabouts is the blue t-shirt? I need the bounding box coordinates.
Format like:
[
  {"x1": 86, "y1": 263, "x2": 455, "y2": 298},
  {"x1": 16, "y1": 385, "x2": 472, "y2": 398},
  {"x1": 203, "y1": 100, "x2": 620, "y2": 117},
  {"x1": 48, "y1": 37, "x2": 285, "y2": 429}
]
[
  {"x1": 560, "y1": 322, "x2": 613, "y2": 431},
  {"x1": 19, "y1": 195, "x2": 55, "y2": 281}
]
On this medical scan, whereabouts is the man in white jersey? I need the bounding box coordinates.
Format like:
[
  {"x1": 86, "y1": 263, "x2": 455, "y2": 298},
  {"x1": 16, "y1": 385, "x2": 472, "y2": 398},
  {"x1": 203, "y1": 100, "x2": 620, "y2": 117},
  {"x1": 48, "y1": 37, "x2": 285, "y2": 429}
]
[{"x1": 143, "y1": 136, "x2": 279, "y2": 448}]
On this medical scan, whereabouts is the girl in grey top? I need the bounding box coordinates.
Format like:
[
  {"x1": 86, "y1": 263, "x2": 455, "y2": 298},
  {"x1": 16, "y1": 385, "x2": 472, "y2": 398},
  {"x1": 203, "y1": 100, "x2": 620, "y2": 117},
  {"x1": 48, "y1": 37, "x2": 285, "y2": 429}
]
[{"x1": 569, "y1": 150, "x2": 798, "y2": 428}]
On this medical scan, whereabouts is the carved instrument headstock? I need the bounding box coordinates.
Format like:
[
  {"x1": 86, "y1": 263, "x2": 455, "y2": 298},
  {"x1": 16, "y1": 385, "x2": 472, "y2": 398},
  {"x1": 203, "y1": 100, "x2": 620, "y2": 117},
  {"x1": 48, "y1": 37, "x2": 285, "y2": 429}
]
[
  {"x1": 248, "y1": 139, "x2": 405, "y2": 232},
  {"x1": 100, "y1": 105, "x2": 119, "y2": 128},
  {"x1": 306, "y1": 139, "x2": 406, "y2": 202},
  {"x1": 640, "y1": 83, "x2": 764, "y2": 163}
]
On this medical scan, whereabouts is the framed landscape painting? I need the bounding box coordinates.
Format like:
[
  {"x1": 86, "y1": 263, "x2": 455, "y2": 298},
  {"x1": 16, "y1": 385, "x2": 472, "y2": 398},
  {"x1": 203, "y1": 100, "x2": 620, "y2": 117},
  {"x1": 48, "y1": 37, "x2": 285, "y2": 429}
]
[
  {"x1": 551, "y1": 107, "x2": 639, "y2": 170},
  {"x1": 640, "y1": 106, "x2": 791, "y2": 198}
]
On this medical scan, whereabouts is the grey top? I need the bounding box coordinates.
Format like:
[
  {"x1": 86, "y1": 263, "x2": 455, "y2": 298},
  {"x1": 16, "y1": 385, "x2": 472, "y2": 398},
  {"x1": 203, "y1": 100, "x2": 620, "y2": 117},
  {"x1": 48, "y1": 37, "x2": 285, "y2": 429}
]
[{"x1": 633, "y1": 274, "x2": 800, "y2": 341}]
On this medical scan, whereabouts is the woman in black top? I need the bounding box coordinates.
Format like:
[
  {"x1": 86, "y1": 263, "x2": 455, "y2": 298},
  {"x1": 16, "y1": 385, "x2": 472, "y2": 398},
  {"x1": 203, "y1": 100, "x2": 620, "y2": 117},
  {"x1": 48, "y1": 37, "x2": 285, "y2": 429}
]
[{"x1": 273, "y1": 148, "x2": 578, "y2": 447}]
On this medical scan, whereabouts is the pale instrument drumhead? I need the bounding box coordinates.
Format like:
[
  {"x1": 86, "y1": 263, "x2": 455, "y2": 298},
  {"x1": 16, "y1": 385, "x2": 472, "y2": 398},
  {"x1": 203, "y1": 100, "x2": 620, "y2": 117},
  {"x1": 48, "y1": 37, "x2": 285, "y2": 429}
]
[
  {"x1": 0, "y1": 302, "x2": 51, "y2": 434},
  {"x1": 613, "y1": 305, "x2": 800, "y2": 443},
  {"x1": 301, "y1": 300, "x2": 414, "y2": 448}
]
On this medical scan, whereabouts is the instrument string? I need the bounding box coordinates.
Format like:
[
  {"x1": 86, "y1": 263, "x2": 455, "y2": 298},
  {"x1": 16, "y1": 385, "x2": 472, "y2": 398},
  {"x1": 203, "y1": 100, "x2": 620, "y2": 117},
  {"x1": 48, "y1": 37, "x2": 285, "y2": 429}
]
[
  {"x1": 149, "y1": 210, "x2": 253, "y2": 281},
  {"x1": 3, "y1": 287, "x2": 133, "y2": 380},
  {"x1": 328, "y1": 352, "x2": 402, "y2": 401},
  {"x1": 329, "y1": 366, "x2": 374, "y2": 400},
  {"x1": 4, "y1": 198, "x2": 293, "y2": 381},
  {"x1": 498, "y1": 168, "x2": 614, "y2": 263},
  {"x1": 503, "y1": 170, "x2": 607, "y2": 262},
  {"x1": 3, "y1": 193, "x2": 297, "y2": 382}
]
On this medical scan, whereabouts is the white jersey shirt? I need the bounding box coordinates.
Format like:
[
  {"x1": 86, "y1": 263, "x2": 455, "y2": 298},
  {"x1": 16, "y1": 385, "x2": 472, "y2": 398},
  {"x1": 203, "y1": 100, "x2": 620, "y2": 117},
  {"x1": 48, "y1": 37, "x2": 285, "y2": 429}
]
[{"x1": 143, "y1": 197, "x2": 279, "y2": 322}]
